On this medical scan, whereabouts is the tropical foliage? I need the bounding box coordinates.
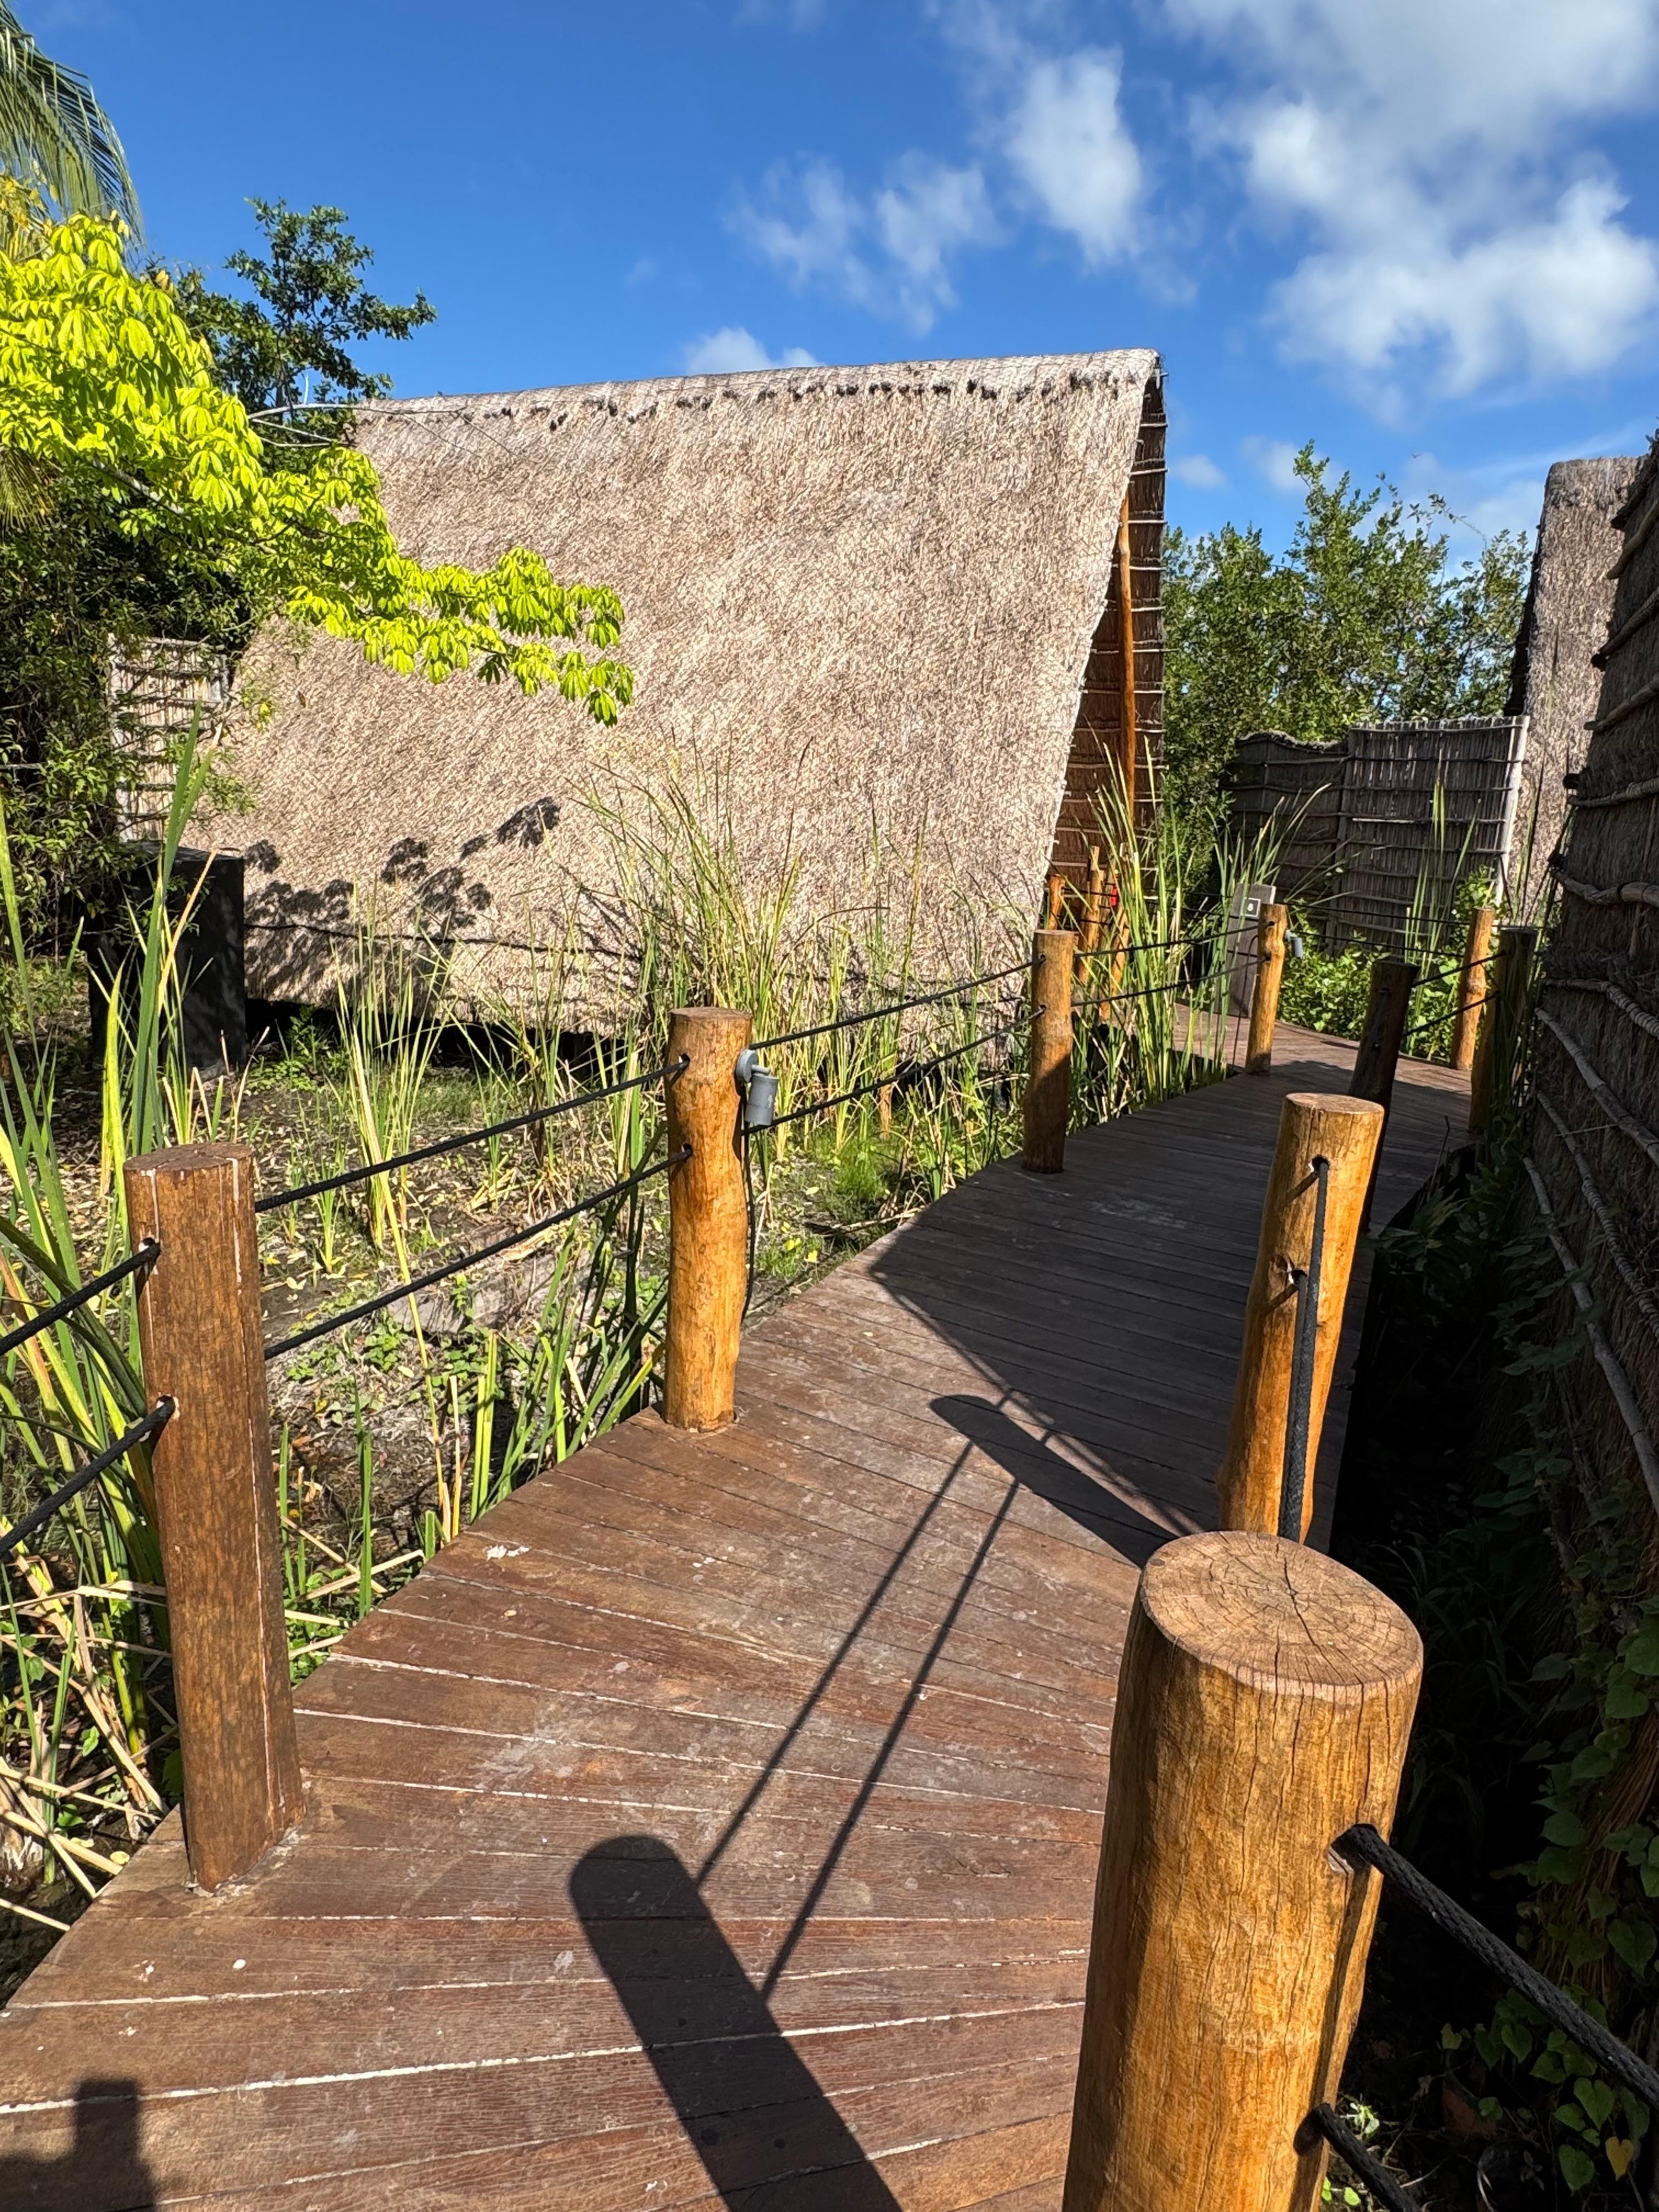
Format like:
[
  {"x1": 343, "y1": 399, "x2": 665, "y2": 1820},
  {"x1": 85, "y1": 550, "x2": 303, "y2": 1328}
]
[{"x1": 1163, "y1": 446, "x2": 1530, "y2": 826}]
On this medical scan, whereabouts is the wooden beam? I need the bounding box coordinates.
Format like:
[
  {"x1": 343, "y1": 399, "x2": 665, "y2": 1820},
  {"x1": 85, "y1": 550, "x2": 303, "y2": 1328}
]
[
  {"x1": 1023, "y1": 930, "x2": 1076, "y2": 1174},
  {"x1": 1245, "y1": 903, "x2": 1288, "y2": 1075}
]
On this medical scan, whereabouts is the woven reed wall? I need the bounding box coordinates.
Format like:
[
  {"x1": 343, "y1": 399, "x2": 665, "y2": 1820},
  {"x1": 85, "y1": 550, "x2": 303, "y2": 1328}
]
[
  {"x1": 1227, "y1": 716, "x2": 1528, "y2": 950},
  {"x1": 1533, "y1": 443, "x2": 1659, "y2": 1517},
  {"x1": 1227, "y1": 731, "x2": 1345, "y2": 907},
  {"x1": 107, "y1": 638, "x2": 230, "y2": 842}
]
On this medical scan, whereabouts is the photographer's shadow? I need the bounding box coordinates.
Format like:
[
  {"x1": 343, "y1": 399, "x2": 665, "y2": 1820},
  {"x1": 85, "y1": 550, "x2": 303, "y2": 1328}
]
[
  {"x1": 0, "y1": 2079, "x2": 154, "y2": 2211},
  {"x1": 573, "y1": 1838, "x2": 900, "y2": 2209}
]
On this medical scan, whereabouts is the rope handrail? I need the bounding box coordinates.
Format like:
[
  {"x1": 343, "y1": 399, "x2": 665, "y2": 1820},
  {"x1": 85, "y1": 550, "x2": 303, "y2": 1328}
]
[
  {"x1": 748, "y1": 962, "x2": 1028, "y2": 1054},
  {"x1": 264, "y1": 1147, "x2": 688, "y2": 1363},
  {"x1": 1306, "y1": 2104, "x2": 1419, "y2": 2212},
  {"x1": 1338, "y1": 1823, "x2": 1659, "y2": 2109},
  {"x1": 255, "y1": 1056, "x2": 689, "y2": 1215},
  {"x1": 764, "y1": 1013, "x2": 1036, "y2": 1132},
  {"x1": 0, "y1": 1240, "x2": 159, "y2": 1360},
  {"x1": 0, "y1": 1399, "x2": 173, "y2": 1564}
]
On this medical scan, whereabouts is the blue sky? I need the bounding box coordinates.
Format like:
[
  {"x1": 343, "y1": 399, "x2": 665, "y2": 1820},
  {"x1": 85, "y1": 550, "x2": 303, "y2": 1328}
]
[{"x1": 36, "y1": 0, "x2": 1659, "y2": 552}]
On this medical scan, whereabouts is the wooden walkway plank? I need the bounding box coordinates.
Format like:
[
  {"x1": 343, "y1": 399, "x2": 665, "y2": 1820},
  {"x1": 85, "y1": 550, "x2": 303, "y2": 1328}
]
[{"x1": 0, "y1": 1030, "x2": 1466, "y2": 2208}]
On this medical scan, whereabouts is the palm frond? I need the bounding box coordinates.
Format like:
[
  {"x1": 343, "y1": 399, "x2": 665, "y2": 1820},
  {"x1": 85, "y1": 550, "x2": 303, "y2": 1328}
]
[{"x1": 0, "y1": 4, "x2": 138, "y2": 231}]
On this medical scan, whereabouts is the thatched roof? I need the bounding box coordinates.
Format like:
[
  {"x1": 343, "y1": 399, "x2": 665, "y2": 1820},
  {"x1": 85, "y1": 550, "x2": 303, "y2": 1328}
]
[
  {"x1": 212, "y1": 350, "x2": 1164, "y2": 1012},
  {"x1": 1508, "y1": 457, "x2": 1640, "y2": 911}
]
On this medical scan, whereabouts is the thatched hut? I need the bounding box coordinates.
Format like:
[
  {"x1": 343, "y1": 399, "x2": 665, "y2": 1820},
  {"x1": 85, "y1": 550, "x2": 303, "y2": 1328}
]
[
  {"x1": 1532, "y1": 432, "x2": 1659, "y2": 1518},
  {"x1": 1508, "y1": 457, "x2": 1641, "y2": 912},
  {"x1": 213, "y1": 351, "x2": 1165, "y2": 1012}
]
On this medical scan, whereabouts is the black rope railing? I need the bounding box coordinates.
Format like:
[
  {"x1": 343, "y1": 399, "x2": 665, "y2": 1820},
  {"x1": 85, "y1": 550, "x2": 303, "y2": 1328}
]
[
  {"x1": 0, "y1": 1240, "x2": 158, "y2": 1359},
  {"x1": 1306, "y1": 2104, "x2": 1420, "y2": 2212},
  {"x1": 1279, "y1": 1155, "x2": 1329, "y2": 1540},
  {"x1": 255, "y1": 1056, "x2": 689, "y2": 1215},
  {"x1": 749, "y1": 964, "x2": 1028, "y2": 1054},
  {"x1": 264, "y1": 1147, "x2": 688, "y2": 1363},
  {"x1": 0, "y1": 1398, "x2": 173, "y2": 1563},
  {"x1": 763, "y1": 1013, "x2": 1036, "y2": 1132},
  {"x1": 1336, "y1": 1824, "x2": 1659, "y2": 2113}
]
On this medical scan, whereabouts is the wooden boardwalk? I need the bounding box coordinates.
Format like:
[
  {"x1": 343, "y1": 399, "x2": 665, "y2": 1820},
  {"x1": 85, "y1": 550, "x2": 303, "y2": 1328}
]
[{"x1": 0, "y1": 1029, "x2": 1468, "y2": 2210}]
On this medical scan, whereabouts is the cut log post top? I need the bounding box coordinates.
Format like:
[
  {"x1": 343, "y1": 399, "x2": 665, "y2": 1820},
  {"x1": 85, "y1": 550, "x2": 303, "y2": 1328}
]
[
  {"x1": 1062, "y1": 1530, "x2": 1423, "y2": 2212},
  {"x1": 1217, "y1": 1092, "x2": 1384, "y2": 1539},
  {"x1": 1023, "y1": 929, "x2": 1075, "y2": 1175},
  {"x1": 125, "y1": 1143, "x2": 301, "y2": 1892},
  {"x1": 663, "y1": 1006, "x2": 751, "y2": 1431},
  {"x1": 1246, "y1": 902, "x2": 1288, "y2": 1076}
]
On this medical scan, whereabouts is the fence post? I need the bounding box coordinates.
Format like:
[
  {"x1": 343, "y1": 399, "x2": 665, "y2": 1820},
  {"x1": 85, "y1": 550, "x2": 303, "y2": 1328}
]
[
  {"x1": 1080, "y1": 847, "x2": 1107, "y2": 958},
  {"x1": 1022, "y1": 929, "x2": 1075, "y2": 1174},
  {"x1": 663, "y1": 1006, "x2": 752, "y2": 1430},
  {"x1": 1060, "y1": 1530, "x2": 1422, "y2": 2212},
  {"x1": 1044, "y1": 868, "x2": 1068, "y2": 932},
  {"x1": 1349, "y1": 955, "x2": 1417, "y2": 1230},
  {"x1": 124, "y1": 1143, "x2": 301, "y2": 1892},
  {"x1": 1217, "y1": 1094, "x2": 1383, "y2": 1538},
  {"x1": 1448, "y1": 904, "x2": 1496, "y2": 1073},
  {"x1": 1468, "y1": 924, "x2": 1538, "y2": 1137},
  {"x1": 1245, "y1": 902, "x2": 1288, "y2": 1075}
]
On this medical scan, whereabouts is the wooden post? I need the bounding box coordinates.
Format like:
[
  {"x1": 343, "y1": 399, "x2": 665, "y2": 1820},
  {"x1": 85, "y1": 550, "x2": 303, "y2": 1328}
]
[
  {"x1": 125, "y1": 1144, "x2": 301, "y2": 1892},
  {"x1": 663, "y1": 1006, "x2": 751, "y2": 1430},
  {"x1": 1044, "y1": 868, "x2": 1068, "y2": 932},
  {"x1": 1116, "y1": 492, "x2": 1138, "y2": 819},
  {"x1": 1349, "y1": 955, "x2": 1418, "y2": 1110},
  {"x1": 1217, "y1": 1094, "x2": 1384, "y2": 1538},
  {"x1": 1468, "y1": 924, "x2": 1538, "y2": 1137},
  {"x1": 1022, "y1": 929, "x2": 1075, "y2": 1174},
  {"x1": 1245, "y1": 902, "x2": 1288, "y2": 1075},
  {"x1": 1061, "y1": 1530, "x2": 1422, "y2": 2212},
  {"x1": 1448, "y1": 904, "x2": 1496, "y2": 1073},
  {"x1": 1080, "y1": 848, "x2": 1107, "y2": 958}
]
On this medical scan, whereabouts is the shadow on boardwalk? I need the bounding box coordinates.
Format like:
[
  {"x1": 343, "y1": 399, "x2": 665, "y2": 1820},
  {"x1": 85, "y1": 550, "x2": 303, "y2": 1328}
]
[
  {"x1": 0, "y1": 2080, "x2": 155, "y2": 2211},
  {"x1": 573, "y1": 1841, "x2": 901, "y2": 2209}
]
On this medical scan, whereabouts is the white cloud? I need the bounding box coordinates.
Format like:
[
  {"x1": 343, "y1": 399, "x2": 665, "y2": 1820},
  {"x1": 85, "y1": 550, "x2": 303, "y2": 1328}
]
[
  {"x1": 1242, "y1": 436, "x2": 1304, "y2": 493},
  {"x1": 1172, "y1": 0, "x2": 1659, "y2": 395},
  {"x1": 731, "y1": 155, "x2": 997, "y2": 330},
  {"x1": 1005, "y1": 50, "x2": 1142, "y2": 264},
  {"x1": 682, "y1": 327, "x2": 818, "y2": 374},
  {"x1": 1170, "y1": 452, "x2": 1228, "y2": 489}
]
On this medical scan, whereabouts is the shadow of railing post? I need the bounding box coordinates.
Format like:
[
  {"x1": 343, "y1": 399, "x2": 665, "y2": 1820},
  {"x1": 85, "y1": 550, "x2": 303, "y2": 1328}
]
[
  {"x1": 572, "y1": 1839, "x2": 901, "y2": 2210},
  {"x1": 0, "y1": 2079, "x2": 156, "y2": 2211}
]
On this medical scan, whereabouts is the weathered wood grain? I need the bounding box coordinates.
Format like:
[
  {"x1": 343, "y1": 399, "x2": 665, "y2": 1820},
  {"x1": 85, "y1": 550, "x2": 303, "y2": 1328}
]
[{"x1": 0, "y1": 1023, "x2": 1463, "y2": 2209}]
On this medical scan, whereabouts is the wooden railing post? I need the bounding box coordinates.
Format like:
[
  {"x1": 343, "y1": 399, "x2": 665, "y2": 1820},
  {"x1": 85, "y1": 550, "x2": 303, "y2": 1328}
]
[
  {"x1": 1023, "y1": 929, "x2": 1075, "y2": 1174},
  {"x1": 1468, "y1": 924, "x2": 1538, "y2": 1137},
  {"x1": 663, "y1": 1006, "x2": 751, "y2": 1430},
  {"x1": 1448, "y1": 904, "x2": 1496, "y2": 1073},
  {"x1": 1061, "y1": 1530, "x2": 1422, "y2": 2212},
  {"x1": 124, "y1": 1143, "x2": 301, "y2": 1892},
  {"x1": 1217, "y1": 1094, "x2": 1383, "y2": 1538},
  {"x1": 1080, "y1": 847, "x2": 1107, "y2": 958},
  {"x1": 1245, "y1": 902, "x2": 1288, "y2": 1075},
  {"x1": 1349, "y1": 954, "x2": 1418, "y2": 1109},
  {"x1": 1043, "y1": 868, "x2": 1068, "y2": 932}
]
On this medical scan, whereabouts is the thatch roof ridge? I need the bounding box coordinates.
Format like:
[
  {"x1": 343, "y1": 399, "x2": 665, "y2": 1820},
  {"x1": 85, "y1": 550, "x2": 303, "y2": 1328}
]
[{"x1": 355, "y1": 348, "x2": 1159, "y2": 426}]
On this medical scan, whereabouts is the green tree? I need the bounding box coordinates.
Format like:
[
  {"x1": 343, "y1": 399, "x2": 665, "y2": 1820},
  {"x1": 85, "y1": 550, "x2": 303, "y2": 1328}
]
[
  {"x1": 0, "y1": 2, "x2": 136, "y2": 227},
  {"x1": 177, "y1": 199, "x2": 435, "y2": 431},
  {"x1": 0, "y1": 213, "x2": 629, "y2": 931},
  {"x1": 1163, "y1": 446, "x2": 1530, "y2": 826}
]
